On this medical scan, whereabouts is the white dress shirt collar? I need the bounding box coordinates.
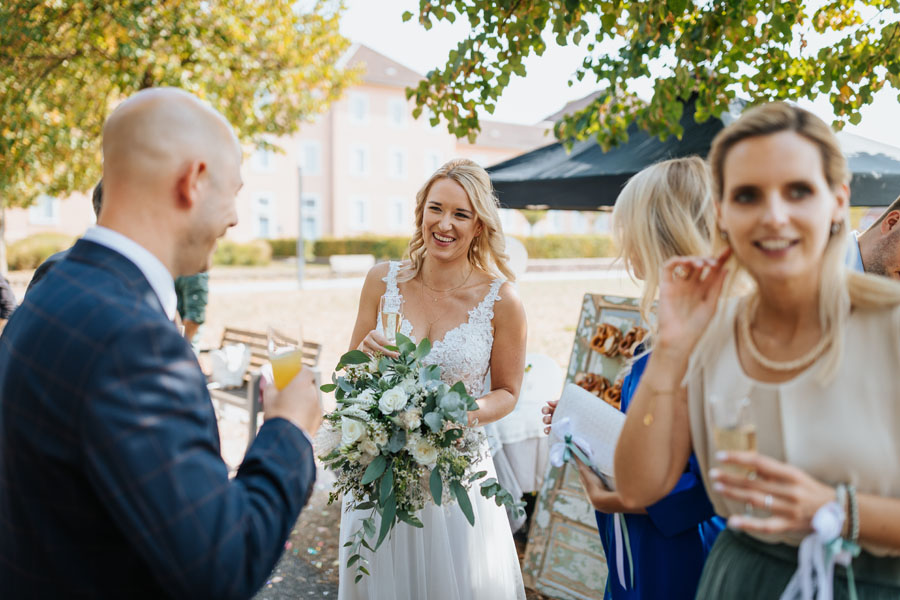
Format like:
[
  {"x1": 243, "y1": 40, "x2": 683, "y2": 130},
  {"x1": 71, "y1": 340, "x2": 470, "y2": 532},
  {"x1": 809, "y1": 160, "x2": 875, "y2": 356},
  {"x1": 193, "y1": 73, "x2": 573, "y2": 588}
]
[
  {"x1": 82, "y1": 226, "x2": 177, "y2": 320},
  {"x1": 845, "y1": 230, "x2": 865, "y2": 274}
]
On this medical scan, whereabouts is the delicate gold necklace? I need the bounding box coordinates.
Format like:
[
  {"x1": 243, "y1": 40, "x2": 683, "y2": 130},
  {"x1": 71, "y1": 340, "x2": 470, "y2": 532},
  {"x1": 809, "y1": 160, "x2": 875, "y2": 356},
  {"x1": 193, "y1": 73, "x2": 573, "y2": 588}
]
[
  {"x1": 420, "y1": 268, "x2": 473, "y2": 303},
  {"x1": 738, "y1": 296, "x2": 830, "y2": 372}
]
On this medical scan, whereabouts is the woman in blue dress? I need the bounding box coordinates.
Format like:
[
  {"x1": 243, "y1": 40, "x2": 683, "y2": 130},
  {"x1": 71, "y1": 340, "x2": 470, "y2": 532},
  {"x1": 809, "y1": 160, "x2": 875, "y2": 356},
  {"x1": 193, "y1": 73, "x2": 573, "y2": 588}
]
[{"x1": 544, "y1": 156, "x2": 725, "y2": 599}]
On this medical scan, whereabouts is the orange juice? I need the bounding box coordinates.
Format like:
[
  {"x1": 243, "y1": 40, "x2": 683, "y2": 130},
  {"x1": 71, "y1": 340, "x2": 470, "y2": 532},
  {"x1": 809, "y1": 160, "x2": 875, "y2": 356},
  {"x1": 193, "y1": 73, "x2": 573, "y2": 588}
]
[{"x1": 270, "y1": 347, "x2": 304, "y2": 390}]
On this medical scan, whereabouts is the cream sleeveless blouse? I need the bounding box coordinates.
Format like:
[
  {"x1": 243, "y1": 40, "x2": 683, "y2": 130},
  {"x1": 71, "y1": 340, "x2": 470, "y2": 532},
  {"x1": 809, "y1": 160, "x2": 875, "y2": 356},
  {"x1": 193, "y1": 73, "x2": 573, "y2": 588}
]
[{"x1": 687, "y1": 298, "x2": 900, "y2": 556}]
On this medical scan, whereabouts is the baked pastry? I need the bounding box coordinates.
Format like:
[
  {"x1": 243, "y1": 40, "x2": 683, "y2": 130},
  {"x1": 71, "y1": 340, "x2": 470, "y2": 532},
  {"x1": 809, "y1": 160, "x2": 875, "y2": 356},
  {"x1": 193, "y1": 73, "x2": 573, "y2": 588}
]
[
  {"x1": 602, "y1": 381, "x2": 622, "y2": 410},
  {"x1": 618, "y1": 326, "x2": 649, "y2": 358},
  {"x1": 590, "y1": 323, "x2": 622, "y2": 358},
  {"x1": 574, "y1": 372, "x2": 610, "y2": 397}
]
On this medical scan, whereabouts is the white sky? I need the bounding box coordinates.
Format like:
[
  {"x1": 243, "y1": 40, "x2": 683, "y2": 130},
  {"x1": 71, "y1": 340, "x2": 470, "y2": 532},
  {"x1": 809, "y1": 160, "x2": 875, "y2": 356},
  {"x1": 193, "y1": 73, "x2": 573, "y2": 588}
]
[{"x1": 339, "y1": 0, "x2": 900, "y2": 146}]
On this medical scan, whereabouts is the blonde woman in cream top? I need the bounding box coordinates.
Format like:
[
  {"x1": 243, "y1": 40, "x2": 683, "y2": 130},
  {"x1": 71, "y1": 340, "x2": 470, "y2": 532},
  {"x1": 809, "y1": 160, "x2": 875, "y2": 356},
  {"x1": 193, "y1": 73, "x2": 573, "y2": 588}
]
[{"x1": 614, "y1": 101, "x2": 900, "y2": 599}]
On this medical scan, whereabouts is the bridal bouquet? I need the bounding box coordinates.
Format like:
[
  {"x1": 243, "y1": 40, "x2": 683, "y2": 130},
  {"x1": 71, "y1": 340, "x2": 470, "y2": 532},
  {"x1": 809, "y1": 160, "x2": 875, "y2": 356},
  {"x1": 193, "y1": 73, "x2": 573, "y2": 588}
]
[{"x1": 317, "y1": 333, "x2": 523, "y2": 582}]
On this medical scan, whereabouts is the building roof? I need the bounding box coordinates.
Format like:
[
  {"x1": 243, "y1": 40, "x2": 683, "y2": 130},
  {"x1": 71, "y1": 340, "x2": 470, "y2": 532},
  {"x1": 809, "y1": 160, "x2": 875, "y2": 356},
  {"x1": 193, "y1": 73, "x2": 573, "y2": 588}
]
[
  {"x1": 540, "y1": 90, "x2": 607, "y2": 124},
  {"x1": 466, "y1": 120, "x2": 552, "y2": 150},
  {"x1": 345, "y1": 44, "x2": 424, "y2": 89}
]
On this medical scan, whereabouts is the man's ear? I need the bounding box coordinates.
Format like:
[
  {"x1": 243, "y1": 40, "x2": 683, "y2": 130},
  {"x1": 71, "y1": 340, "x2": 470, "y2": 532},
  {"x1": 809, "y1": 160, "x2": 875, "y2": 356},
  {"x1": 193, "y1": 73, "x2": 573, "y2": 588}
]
[
  {"x1": 881, "y1": 210, "x2": 900, "y2": 234},
  {"x1": 175, "y1": 160, "x2": 206, "y2": 209}
]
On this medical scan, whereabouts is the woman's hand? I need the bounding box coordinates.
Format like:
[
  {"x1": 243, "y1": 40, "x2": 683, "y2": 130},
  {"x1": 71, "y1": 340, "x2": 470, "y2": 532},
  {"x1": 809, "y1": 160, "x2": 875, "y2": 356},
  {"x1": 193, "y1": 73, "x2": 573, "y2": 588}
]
[
  {"x1": 357, "y1": 330, "x2": 399, "y2": 358},
  {"x1": 710, "y1": 451, "x2": 836, "y2": 535},
  {"x1": 574, "y1": 457, "x2": 646, "y2": 514},
  {"x1": 655, "y1": 248, "x2": 732, "y2": 355},
  {"x1": 541, "y1": 399, "x2": 558, "y2": 434}
]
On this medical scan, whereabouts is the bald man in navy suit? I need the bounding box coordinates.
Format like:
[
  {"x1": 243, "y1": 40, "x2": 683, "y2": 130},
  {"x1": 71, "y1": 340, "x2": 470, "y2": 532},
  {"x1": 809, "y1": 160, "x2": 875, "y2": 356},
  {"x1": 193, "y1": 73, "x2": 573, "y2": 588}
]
[{"x1": 0, "y1": 88, "x2": 321, "y2": 599}]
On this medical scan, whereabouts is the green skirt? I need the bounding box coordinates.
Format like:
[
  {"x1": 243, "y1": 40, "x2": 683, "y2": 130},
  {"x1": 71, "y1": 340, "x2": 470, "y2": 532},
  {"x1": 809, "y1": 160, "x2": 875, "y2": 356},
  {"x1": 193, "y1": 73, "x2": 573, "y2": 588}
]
[{"x1": 696, "y1": 529, "x2": 900, "y2": 599}]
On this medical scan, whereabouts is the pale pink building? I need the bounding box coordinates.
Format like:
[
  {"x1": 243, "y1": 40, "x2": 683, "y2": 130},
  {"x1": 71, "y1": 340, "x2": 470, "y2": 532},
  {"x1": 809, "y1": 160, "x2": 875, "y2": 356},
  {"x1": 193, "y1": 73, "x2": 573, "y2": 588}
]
[{"x1": 6, "y1": 45, "x2": 597, "y2": 246}]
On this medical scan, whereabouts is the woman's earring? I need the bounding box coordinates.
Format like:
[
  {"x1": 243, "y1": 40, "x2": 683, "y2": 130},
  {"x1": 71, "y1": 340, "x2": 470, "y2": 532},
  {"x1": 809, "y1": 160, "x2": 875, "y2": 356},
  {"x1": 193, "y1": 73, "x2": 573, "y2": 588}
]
[
  {"x1": 719, "y1": 230, "x2": 730, "y2": 242},
  {"x1": 830, "y1": 221, "x2": 842, "y2": 235}
]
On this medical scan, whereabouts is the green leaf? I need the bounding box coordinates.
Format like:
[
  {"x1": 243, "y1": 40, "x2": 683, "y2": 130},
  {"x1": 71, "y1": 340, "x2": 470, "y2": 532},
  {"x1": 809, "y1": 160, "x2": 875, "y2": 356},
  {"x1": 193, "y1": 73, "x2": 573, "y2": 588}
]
[
  {"x1": 401, "y1": 10, "x2": 413, "y2": 21},
  {"x1": 355, "y1": 574, "x2": 363, "y2": 584},
  {"x1": 424, "y1": 411, "x2": 443, "y2": 433},
  {"x1": 386, "y1": 428, "x2": 407, "y2": 453},
  {"x1": 363, "y1": 517, "x2": 376, "y2": 538},
  {"x1": 376, "y1": 496, "x2": 397, "y2": 549},
  {"x1": 356, "y1": 501, "x2": 375, "y2": 511},
  {"x1": 320, "y1": 383, "x2": 337, "y2": 393},
  {"x1": 361, "y1": 455, "x2": 387, "y2": 485},
  {"x1": 430, "y1": 467, "x2": 443, "y2": 505},
  {"x1": 348, "y1": 554, "x2": 360, "y2": 566},
  {"x1": 451, "y1": 481, "x2": 475, "y2": 526},
  {"x1": 415, "y1": 338, "x2": 432, "y2": 359},
  {"x1": 380, "y1": 467, "x2": 394, "y2": 504},
  {"x1": 467, "y1": 470, "x2": 488, "y2": 483},
  {"x1": 339, "y1": 350, "x2": 370, "y2": 366}
]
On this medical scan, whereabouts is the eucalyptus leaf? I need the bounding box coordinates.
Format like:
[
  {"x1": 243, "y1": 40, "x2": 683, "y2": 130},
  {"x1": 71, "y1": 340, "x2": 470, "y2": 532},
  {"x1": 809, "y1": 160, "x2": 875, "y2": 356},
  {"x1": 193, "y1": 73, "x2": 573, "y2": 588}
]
[
  {"x1": 376, "y1": 496, "x2": 397, "y2": 549},
  {"x1": 429, "y1": 467, "x2": 443, "y2": 505},
  {"x1": 363, "y1": 518, "x2": 376, "y2": 538},
  {"x1": 380, "y1": 467, "x2": 394, "y2": 504},
  {"x1": 423, "y1": 411, "x2": 443, "y2": 433},
  {"x1": 361, "y1": 455, "x2": 387, "y2": 485},
  {"x1": 467, "y1": 470, "x2": 488, "y2": 483},
  {"x1": 320, "y1": 383, "x2": 337, "y2": 393},
  {"x1": 386, "y1": 428, "x2": 407, "y2": 453},
  {"x1": 415, "y1": 338, "x2": 432, "y2": 359},
  {"x1": 451, "y1": 481, "x2": 474, "y2": 526},
  {"x1": 340, "y1": 350, "x2": 371, "y2": 366}
]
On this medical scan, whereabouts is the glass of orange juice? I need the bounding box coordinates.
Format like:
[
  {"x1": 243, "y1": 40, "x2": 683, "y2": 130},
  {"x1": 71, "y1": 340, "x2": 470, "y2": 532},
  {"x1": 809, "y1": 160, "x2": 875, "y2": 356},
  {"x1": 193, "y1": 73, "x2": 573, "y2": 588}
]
[{"x1": 267, "y1": 323, "x2": 304, "y2": 390}]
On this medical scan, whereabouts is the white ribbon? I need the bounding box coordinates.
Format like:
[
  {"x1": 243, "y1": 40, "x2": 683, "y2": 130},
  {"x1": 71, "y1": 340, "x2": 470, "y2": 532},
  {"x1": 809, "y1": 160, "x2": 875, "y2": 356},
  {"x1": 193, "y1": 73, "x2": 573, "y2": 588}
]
[
  {"x1": 548, "y1": 417, "x2": 594, "y2": 468},
  {"x1": 780, "y1": 501, "x2": 850, "y2": 600},
  {"x1": 613, "y1": 512, "x2": 629, "y2": 589}
]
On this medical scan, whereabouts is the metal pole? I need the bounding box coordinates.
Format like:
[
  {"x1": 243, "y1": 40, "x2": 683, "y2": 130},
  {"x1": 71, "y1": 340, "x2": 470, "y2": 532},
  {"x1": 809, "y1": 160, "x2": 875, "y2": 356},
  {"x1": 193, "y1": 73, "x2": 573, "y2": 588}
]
[{"x1": 296, "y1": 165, "x2": 305, "y2": 287}]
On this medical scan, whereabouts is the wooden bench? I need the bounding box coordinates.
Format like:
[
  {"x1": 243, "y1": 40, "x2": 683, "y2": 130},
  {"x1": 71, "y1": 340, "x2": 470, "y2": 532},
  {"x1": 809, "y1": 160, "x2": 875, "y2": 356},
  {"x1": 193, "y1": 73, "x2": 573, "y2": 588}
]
[
  {"x1": 203, "y1": 327, "x2": 322, "y2": 447},
  {"x1": 328, "y1": 253, "x2": 375, "y2": 276}
]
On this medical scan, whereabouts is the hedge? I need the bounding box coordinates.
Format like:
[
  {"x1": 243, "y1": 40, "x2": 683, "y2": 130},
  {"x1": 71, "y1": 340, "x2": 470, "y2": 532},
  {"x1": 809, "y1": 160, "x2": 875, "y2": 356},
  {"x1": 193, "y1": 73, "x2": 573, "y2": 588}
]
[
  {"x1": 307, "y1": 234, "x2": 615, "y2": 260},
  {"x1": 8, "y1": 233, "x2": 75, "y2": 270},
  {"x1": 213, "y1": 239, "x2": 272, "y2": 266},
  {"x1": 267, "y1": 238, "x2": 313, "y2": 259},
  {"x1": 313, "y1": 236, "x2": 410, "y2": 260},
  {"x1": 513, "y1": 235, "x2": 615, "y2": 259}
]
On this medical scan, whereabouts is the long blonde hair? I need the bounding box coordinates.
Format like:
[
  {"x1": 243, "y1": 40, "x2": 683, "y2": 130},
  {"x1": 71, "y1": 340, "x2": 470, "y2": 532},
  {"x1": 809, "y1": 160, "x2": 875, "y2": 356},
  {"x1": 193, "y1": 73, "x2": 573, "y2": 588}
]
[
  {"x1": 614, "y1": 156, "x2": 716, "y2": 330},
  {"x1": 399, "y1": 158, "x2": 514, "y2": 282},
  {"x1": 696, "y1": 102, "x2": 900, "y2": 381}
]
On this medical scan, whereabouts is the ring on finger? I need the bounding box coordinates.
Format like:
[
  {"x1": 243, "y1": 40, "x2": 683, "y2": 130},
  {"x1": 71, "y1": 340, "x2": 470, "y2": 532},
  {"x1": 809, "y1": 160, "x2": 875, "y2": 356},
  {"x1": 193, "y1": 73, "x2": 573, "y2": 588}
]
[
  {"x1": 764, "y1": 494, "x2": 773, "y2": 510},
  {"x1": 672, "y1": 264, "x2": 689, "y2": 280}
]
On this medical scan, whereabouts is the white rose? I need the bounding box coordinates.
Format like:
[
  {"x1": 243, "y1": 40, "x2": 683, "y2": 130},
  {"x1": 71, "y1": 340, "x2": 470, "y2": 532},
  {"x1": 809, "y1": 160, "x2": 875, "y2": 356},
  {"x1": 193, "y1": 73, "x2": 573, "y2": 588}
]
[
  {"x1": 399, "y1": 408, "x2": 422, "y2": 430},
  {"x1": 359, "y1": 439, "x2": 379, "y2": 456},
  {"x1": 379, "y1": 387, "x2": 408, "y2": 415},
  {"x1": 410, "y1": 437, "x2": 439, "y2": 466},
  {"x1": 356, "y1": 389, "x2": 376, "y2": 407},
  {"x1": 371, "y1": 428, "x2": 388, "y2": 446},
  {"x1": 341, "y1": 417, "x2": 365, "y2": 446},
  {"x1": 401, "y1": 378, "x2": 418, "y2": 394}
]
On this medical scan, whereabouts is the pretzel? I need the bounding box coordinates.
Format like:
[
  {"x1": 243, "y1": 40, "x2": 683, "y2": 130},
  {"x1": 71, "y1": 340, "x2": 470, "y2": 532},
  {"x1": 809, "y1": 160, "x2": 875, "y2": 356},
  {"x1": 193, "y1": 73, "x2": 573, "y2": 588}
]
[
  {"x1": 602, "y1": 381, "x2": 622, "y2": 410},
  {"x1": 618, "y1": 326, "x2": 649, "y2": 358},
  {"x1": 574, "y1": 372, "x2": 610, "y2": 397},
  {"x1": 590, "y1": 323, "x2": 622, "y2": 358}
]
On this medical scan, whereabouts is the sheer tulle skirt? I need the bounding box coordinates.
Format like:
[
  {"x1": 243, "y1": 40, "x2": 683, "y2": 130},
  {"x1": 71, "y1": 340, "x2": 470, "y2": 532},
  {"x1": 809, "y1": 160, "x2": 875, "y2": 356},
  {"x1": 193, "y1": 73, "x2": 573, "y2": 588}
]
[{"x1": 337, "y1": 453, "x2": 526, "y2": 600}]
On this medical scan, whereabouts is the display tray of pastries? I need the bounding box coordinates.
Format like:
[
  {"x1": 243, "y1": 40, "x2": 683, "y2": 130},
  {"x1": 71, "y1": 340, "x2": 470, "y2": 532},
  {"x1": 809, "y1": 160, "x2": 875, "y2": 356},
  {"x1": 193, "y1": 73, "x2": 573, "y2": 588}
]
[{"x1": 573, "y1": 371, "x2": 623, "y2": 410}]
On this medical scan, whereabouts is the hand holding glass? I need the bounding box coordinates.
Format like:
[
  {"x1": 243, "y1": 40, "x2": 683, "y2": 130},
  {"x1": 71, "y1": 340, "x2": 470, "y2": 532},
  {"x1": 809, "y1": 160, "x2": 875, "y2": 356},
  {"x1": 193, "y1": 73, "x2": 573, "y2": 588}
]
[
  {"x1": 268, "y1": 324, "x2": 304, "y2": 391},
  {"x1": 379, "y1": 296, "x2": 404, "y2": 344},
  {"x1": 710, "y1": 394, "x2": 757, "y2": 475}
]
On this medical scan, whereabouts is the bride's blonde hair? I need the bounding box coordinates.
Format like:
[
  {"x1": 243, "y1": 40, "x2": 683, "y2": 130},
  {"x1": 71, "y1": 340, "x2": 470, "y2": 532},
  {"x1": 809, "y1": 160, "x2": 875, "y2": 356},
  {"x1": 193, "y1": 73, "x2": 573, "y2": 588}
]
[
  {"x1": 398, "y1": 158, "x2": 514, "y2": 283},
  {"x1": 693, "y1": 102, "x2": 900, "y2": 381},
  {"x1": 613, "y1": 156, "x2": 716, "y2": 331}
]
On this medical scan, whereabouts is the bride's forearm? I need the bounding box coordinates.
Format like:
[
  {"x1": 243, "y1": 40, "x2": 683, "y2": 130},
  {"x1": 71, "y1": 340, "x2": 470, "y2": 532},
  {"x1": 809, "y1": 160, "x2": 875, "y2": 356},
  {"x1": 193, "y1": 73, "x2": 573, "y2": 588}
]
[{"x1": 467, "y1": 389, "x2": 516, "y2": 427}]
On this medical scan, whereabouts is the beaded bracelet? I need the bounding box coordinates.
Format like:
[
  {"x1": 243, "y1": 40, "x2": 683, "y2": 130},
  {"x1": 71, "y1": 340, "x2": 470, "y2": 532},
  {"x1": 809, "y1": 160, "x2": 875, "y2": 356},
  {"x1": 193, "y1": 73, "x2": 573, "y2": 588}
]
[
  {"x1": 836, "y1": 483, "x2": 849, "y2": 536},
  {"x1": 847, "y1": 484, "x2": 860, "y2": 544}
]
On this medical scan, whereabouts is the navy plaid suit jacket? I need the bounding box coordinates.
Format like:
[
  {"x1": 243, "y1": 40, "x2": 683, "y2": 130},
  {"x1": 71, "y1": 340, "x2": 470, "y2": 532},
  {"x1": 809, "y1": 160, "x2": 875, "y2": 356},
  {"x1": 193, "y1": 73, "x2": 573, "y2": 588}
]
[{"x1": 0, "y1": 240, "x2": 316, "y2": 599}]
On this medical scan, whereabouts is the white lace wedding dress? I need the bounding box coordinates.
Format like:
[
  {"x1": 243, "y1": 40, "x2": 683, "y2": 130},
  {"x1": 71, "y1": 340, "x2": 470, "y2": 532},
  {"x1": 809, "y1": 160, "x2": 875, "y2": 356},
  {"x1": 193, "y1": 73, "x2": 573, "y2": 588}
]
[{"x1": 337, "y1": 261, "x2": 526, "y2": 600}]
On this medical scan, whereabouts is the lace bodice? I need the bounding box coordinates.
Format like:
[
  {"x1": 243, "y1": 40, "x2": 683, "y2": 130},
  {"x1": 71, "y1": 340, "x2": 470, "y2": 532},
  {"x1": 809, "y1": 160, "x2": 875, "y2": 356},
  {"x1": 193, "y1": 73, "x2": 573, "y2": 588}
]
[{"x1": 377, "y1": 261, "x2": 504, "y2": 398}]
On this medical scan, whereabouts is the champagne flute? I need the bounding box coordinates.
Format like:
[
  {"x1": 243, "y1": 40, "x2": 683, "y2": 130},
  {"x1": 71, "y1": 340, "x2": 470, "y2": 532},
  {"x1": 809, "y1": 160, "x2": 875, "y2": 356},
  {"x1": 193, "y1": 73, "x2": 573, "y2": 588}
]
[
  {"x1": 709, "y1": 393, "x2": 757, "y2": 513},
  {"x1": 379, "y1": 296, "x2": 404, "y2": 345},
  {"x1": 267, "y1": 322, "x2": 304, "y2": 391}
]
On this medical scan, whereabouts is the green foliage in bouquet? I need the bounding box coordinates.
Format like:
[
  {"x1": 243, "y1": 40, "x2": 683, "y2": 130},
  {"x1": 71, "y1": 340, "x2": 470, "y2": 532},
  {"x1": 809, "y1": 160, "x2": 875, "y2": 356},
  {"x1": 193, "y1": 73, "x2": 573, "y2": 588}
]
[{"x1": 318, "y1": 333, "x2": 524, "y2": 582}]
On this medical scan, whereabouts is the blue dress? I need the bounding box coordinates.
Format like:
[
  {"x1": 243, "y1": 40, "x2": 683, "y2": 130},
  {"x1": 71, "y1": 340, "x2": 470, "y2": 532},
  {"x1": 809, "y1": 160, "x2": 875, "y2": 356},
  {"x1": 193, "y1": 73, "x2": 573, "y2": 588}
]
[{"x1": 595, "y1": 348, "x2": 725, "y2": 600}]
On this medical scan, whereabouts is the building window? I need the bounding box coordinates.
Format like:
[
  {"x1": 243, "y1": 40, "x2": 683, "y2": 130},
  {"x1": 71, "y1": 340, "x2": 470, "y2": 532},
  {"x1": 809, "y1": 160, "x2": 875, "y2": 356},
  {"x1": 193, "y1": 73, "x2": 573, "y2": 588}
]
[
  {"x1": 301, "y1": 194, "x2": 321, "y2": 240},
  {"x1": 424, "y1": 150, "x2": 442, "y2": 176},
  {"x1": 251, "y1": 147, "x2": 275, "y2": 173},
  {"x1": 29, "y1": 195, "x2": 59, "y2": 225},
  {"x1": 388, "y1": 98, "x2": 407, "y2": 127},
  {"x1": 349, "y1": 144, "x2": 370, "y2": 177},
  {"x1": 389, "y1": 147, "x2": 407, "y2": 180},
  {"x1": 348, "y1": 92, "x2": 369, "y2": 124},
  {"x1": 350, "y1": 196, "x2": 370, "y2": 230},
  {"x1": 254, "y1": 195, "x2": 274, "y2": 239},
  {"x1": 298, "y1": 141, "x2": 321, "y2": 176},
  {"x1": 390, "y1": 197, "x2": 407, "y2": 230}
]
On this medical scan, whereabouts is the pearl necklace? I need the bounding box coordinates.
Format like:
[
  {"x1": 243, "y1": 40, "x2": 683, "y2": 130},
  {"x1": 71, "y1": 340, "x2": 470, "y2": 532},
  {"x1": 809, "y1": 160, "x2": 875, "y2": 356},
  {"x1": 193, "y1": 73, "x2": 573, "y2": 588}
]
[{"x1": 738, "y1": 296, "x2": 830, "y2": 372}]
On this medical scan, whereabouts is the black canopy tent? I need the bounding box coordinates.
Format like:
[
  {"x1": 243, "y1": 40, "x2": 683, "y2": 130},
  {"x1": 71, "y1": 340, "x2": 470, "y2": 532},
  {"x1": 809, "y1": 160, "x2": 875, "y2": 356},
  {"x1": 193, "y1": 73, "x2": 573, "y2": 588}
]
[{"x1": 488, "y1": 101, "x2": 900, "y2": 210}]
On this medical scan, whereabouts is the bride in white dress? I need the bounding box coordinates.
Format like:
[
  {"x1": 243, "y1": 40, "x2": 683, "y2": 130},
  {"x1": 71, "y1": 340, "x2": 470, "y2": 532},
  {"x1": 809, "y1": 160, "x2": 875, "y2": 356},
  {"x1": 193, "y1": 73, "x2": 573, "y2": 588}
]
[{"x1": 340, "y1": 159, "x2": 528, "y2": 600}]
